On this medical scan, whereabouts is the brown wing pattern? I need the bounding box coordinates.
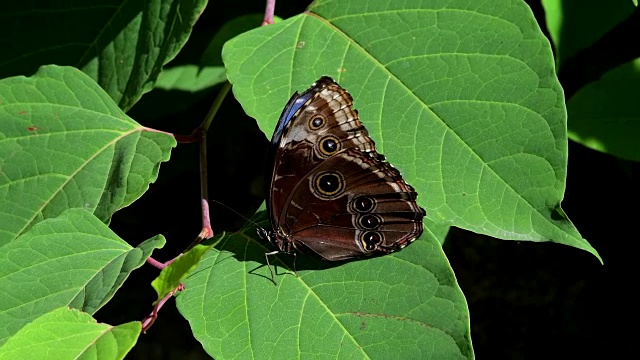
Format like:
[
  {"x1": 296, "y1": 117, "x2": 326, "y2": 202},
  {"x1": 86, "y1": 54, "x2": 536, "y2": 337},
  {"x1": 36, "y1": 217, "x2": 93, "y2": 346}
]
[{"x1": 267, "y1": 77, "x2": 425, "y2": 260}]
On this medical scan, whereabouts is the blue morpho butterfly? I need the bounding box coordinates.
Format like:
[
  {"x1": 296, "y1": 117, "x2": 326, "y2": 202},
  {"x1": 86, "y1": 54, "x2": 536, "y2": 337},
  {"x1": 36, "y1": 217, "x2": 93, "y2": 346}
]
[{"x1": 258, "y1": 76, "x2": 425, "y2": 266}]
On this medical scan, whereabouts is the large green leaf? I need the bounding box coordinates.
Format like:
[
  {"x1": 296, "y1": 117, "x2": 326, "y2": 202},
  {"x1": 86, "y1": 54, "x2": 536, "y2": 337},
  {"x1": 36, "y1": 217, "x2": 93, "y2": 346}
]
[
  {"x1": 542, "y1": 0, "x2": 640, "y2": 161},
  {"x1": 222, "y1": 0, "x2": 599, "y2": 260},
  {"x1": 0, "y1": 307, "x2": 140, "y2": 360},
  {"x1": 0, "y1": 208, "x2": 164, "y2": 346},
  {"x1": 143, "y1": 14, "x2": 266, "y2": 117},
  {"x1": 0, "y1": 0, "x2": 208, "y2": 111},
  {"x1": 154, "y1": 65, "x2": 227, "y2": 93},
  {"x1": 177, "y1": 215, "x2": 472, "y2": 359},
  {"x1": 566, "y1": 59, "x2": 640, "y2": 161},
  {"x1": 0, "y1": 65, "x2": 176, "y2": 246}
]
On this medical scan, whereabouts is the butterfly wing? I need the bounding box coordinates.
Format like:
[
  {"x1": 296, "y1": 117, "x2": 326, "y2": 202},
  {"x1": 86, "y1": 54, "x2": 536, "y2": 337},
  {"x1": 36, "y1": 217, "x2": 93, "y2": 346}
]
[
  {"x1": 284, "y1": 149, "x2": 425, "y2": 260},
  {"x1": 268, "y1": 77, "x2": 373, "y2": 228},
  {"x1": 266, "y1": 77, "x2": 424, "y2": 260}
]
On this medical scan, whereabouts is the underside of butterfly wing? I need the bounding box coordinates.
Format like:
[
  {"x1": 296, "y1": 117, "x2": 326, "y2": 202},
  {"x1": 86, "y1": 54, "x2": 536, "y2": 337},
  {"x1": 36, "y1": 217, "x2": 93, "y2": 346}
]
[{"x1": 266, "y1": 77, "x2": 425, "y2": 260}]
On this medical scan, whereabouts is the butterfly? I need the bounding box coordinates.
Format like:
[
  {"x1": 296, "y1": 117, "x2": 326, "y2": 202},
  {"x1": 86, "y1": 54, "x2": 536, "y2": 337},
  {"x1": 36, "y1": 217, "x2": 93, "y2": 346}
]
[{"x1": 259, "y1": 76, "x2": 425, "y2": 262}]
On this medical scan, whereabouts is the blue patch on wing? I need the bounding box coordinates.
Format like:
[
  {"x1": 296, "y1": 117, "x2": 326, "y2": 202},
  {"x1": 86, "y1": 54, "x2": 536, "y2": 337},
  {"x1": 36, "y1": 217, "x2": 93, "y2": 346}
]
[{"x1": 271, "y1": 90, "x2": 315, "y2": 145}]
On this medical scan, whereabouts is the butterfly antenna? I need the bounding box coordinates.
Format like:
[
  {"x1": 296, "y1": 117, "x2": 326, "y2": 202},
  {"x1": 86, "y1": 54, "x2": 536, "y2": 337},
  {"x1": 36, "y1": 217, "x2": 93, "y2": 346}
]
[
  {"x1": 211, "y1": 200, "x2": 285, "y2": 285},
  {"x1": 183, "y1": 200, "x2": 264, "y2": 253},
  {"x1": 209, "y1": 199, "x2": 264, "y2": 229}
]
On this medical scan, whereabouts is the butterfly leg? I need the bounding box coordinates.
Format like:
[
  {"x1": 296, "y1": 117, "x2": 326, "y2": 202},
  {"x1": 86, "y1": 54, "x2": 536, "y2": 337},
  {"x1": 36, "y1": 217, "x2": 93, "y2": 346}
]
[{"x1": 264, "y1": 250, "x2": 279, "y2": 285}]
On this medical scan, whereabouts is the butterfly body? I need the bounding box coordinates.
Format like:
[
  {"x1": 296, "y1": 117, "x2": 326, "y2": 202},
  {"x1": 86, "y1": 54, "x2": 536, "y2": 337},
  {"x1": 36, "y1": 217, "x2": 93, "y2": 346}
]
[{"x1": 263, "y1": 77, "x2": 425, "y2": 261}]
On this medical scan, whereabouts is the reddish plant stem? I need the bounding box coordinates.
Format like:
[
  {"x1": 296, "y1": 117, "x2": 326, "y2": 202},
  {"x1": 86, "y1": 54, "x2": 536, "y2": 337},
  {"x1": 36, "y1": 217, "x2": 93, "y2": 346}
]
[
  {"x1": 262, "y1": 0, "x2": 276, "y2": 25},
  {"x1": 146, "y1": 257, "x2": 175, "y2": 270},
  {"x1": 141, "y1": 284, "x2": 185, "y2": 333},
  {"x1": 141, "y1": 82, "x2": 231, "y2": 332},
  {"x1": 198, "y1": 129, "x2": 214, "y2": 240}
]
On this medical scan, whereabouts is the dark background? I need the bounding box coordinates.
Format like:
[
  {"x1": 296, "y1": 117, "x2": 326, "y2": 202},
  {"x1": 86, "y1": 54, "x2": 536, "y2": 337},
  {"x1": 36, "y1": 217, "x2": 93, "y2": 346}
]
[{"x1": 101, "y1": 1, "x2": 638, "y2": 358}]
